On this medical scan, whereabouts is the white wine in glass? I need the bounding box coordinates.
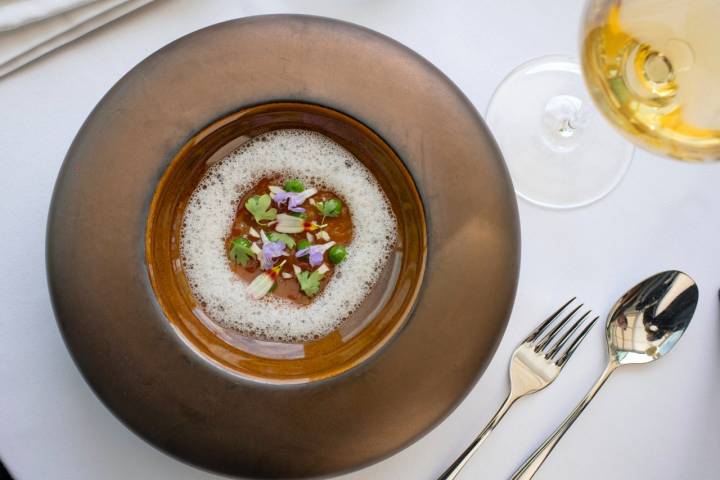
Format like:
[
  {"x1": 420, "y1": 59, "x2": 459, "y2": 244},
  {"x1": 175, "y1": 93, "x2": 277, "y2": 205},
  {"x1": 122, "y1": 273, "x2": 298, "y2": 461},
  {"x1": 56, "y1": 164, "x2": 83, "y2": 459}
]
[
  {"x1": 487, "y1": 0, "x2": 719, "y2": 209},
  {"x1": 582, "y1": 0, "x2": 720, "y2": 161}
]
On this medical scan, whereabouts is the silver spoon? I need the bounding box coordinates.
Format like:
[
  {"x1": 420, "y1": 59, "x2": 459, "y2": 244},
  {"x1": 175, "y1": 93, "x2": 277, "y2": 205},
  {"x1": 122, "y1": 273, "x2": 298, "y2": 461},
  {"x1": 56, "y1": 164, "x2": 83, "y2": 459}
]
[{"x1": 512, "y1": 270, "x2": 698, "y2": 480}]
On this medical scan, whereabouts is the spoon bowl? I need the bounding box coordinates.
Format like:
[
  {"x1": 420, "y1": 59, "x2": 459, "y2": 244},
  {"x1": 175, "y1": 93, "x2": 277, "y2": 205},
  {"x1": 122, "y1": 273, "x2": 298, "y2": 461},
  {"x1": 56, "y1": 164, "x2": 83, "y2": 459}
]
[
  {"x1": 607, "y1": 270, "x2": 698, "y2": 366},
  {"x1": 512, "y1": 270, "x2": 699, "y2": 480}
]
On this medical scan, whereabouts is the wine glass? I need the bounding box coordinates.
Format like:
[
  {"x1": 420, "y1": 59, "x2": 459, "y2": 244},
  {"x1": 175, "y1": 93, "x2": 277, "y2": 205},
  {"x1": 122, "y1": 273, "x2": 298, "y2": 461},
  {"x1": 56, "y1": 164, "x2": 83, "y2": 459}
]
[{"x1": 487, "y1": 0, "x2": 720, "y2": 209}]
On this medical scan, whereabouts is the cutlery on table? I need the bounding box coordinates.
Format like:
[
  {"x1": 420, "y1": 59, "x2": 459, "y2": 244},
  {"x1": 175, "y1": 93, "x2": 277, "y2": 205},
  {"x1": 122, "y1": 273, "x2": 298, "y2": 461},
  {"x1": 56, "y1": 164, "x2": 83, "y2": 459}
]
[
  {"x1": 511, "y1": 270, "x2": 698, "y2": 480},
  {"x1": 439, "y1": 299, "x2": 598, "y2": 480}
]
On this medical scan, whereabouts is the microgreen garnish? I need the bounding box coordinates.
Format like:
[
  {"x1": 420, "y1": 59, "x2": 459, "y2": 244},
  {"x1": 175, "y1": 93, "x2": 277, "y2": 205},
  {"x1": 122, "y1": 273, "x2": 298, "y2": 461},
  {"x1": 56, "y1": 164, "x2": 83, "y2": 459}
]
[
  {"x1": 296, "y1": 241, "x2": 335, "y2": 267},
  {"x1": 294, "y1": 267, "x2": 326, "y2": 297},
  {"x1": 268, "y1": 232, "x2": 296, "y2": 249},
  {"x1": 284, "y1": 179, "x2": 304, "y2": 192},
  {"x1": 228, "y1": 237, "x2": 255, "y2": 266},
  {"x1": 316, "y1": 198, "x2": 342, "y2": 219},
  {"x1": 240, "y1": 180, "x2": 349, "y2": 300},
  {"x1": 245, "y1": 194, "x2": 277, "y2": 224}
]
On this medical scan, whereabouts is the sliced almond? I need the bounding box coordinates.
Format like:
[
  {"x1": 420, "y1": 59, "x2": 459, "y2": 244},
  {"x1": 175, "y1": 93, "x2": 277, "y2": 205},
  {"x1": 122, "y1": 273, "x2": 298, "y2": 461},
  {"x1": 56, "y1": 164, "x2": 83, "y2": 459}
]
[
  {"x1": 281, "y1": 272, "x2": 292, "y2": 279},
  {"x1": 293, "y1": 264, "x2": 302, "y2": 276},
  {"x1": 248, "y1": 227, "x2": 260, "y2": 238},
  {"x1": 316, "y1": 264, "x2": 330, "y2": 275},
  {"x1": 306, "y1": 232, "x2": 314, "y2": 242},
  {"x1": 316, "y1": 230, "x2": 330, "y2": 242},
  {"x1": 301, "y1": 188, "x2": 318, "y2": 200},
  {"x1": 250, "y1": 242, "x2": 262, "y2": 255}
]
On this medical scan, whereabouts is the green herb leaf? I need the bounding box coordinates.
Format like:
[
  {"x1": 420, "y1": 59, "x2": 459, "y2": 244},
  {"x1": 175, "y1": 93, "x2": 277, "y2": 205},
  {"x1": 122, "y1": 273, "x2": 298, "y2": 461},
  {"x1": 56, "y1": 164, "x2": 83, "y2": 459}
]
[
  {"x1": 296, "y1": 269, "x2": 324, "y2": 297},
  {"x1": 268, "y1": 232, "x2": 296, "y2": 249},
  {"x1": 245, "y1": 194, "x2": 277, "y2": 224},
  {"x1": 284, "y1": 179, "x2": 305, "y2": 192},
  {"x1": 228, "y1": 237, "x2": 255, "y2": 266},
  {"x1": 315, "y1": 198, "x2": 342, "y2": 218}
]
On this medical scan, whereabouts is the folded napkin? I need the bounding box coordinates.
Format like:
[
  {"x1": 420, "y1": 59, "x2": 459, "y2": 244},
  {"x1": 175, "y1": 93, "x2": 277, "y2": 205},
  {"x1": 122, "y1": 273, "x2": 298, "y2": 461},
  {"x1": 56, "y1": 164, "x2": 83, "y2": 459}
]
[
  {"x1": 0, "y1": 0, "x2": 98, "y2": 31},
  {"x1": 0, "y1": 0, "x2": 154, "y2": 79}
]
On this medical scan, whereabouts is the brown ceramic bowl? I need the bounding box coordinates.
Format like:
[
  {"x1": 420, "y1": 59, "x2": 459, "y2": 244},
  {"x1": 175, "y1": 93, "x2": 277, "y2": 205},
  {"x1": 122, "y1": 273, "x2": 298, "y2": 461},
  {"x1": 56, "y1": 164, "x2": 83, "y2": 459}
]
[
  {"x1": 146, "y1": 102, "x2": 427, "y2": 383},
  {"x1": 47, "y1": 15, "x2": 519, "y2": 479}
]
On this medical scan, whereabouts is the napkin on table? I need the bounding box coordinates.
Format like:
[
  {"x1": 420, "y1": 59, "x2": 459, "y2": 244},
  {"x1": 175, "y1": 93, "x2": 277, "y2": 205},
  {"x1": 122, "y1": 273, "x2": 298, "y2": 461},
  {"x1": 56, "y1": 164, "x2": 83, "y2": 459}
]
[{"x1": 0, "y1": 0, "x2": 155, "y2": 79}]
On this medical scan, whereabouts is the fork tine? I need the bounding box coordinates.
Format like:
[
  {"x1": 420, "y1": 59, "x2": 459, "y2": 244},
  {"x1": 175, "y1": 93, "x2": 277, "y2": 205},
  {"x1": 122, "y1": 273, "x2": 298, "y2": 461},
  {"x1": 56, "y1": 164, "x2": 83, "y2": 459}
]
[
  {"x1": 545, "y1": 311, "x2": 591, "y2": 360},
  {"x1": 534, "y1": 304, "x2": 583, "y2": 352},
  {"x1": 523, "y1": 297, "x2": 576, "y2": 343},
  {"x1": 555, "y1": 316, "x2": 599, "y2": 367}
]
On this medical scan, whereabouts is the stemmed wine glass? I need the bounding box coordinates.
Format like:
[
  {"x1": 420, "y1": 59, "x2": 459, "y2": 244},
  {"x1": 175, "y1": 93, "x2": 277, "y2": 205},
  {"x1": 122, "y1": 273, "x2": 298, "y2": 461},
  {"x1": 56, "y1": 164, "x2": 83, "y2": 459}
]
[{"x1": 487, "y1": 0, "x2": 720, "y2": 209}]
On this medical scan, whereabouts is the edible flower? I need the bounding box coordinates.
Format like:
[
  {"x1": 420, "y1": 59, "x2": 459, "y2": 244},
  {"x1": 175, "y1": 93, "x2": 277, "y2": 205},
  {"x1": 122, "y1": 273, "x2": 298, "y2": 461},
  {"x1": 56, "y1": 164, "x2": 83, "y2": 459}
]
[
  {"x1": 296, "y1": 241, "x2": 336, "y2": 267},
  {"x1": 247, "y1": 260, "x2": 285, "y2": 299},
  {"x1": 275, "y1": 213, "x2": 326, "y2": 234},
  {"x1": 259, "y1": 230, "x2": 288, "y2": 270},
  {"x1": 269, "y1": 185, "x2": 318, "y2": 213}
]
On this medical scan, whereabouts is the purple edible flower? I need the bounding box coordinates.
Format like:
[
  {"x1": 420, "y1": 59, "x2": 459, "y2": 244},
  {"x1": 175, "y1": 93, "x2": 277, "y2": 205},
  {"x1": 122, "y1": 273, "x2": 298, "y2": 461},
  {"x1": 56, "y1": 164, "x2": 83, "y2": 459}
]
[
  {"x1": 259, "y1": 230, "x2": 288, "y2": 270},
  {"x1": 296, "y1": 241, "x2": 335, "y2": 267},
  {"x1": 270, "y1": 186, "x2": 317, "y2": 213}
]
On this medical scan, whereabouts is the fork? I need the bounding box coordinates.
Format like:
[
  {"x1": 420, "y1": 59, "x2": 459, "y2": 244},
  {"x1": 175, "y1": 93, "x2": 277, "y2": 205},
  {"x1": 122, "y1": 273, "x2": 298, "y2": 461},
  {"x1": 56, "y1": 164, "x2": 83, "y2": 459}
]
[{"x1": 438, "y1": 298, "x2": 598, "y2": 480}]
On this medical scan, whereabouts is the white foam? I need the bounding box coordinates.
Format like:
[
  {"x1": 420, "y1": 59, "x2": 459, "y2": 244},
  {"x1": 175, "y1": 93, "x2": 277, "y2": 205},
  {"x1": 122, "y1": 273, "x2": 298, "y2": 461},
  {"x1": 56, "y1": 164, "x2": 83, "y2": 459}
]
[{"x1": 180, "y1": 129, "x2": 397, "y2": 343}]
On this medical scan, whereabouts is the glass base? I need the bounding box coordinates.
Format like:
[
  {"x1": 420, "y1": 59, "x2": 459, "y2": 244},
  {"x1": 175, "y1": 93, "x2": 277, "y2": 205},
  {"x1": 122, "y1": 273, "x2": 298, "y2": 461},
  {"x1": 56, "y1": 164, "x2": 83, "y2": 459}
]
[{"x1": 486, "y1": 55, "x2": 633, "y2": 209}]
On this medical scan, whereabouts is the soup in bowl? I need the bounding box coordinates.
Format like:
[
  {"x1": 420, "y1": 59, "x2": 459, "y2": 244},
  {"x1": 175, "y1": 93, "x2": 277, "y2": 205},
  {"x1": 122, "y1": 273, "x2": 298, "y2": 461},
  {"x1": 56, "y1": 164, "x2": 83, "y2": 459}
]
[{"x1": 146, "y1": 102, "x2": 427, "y2": 383}]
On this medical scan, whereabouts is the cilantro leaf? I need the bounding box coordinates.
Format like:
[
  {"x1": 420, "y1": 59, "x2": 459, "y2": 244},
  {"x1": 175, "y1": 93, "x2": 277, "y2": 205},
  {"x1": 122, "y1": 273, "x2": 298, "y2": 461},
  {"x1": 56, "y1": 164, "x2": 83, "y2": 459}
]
[
  {"x1": 315, "y1": 198, "x2": 342, "y2": 218},
  {"x1": 229, "y1": 237, "x2": 255, "y2": 267},
  {"x1": 295, "y1": 270, "x2": 324, "y2": 297},
  {"x1": 245, "y1": 194, "x2": 277, "y2": 224},
  {"x1": 268, "y1": 232, "x2": 296, "y2": 249}
]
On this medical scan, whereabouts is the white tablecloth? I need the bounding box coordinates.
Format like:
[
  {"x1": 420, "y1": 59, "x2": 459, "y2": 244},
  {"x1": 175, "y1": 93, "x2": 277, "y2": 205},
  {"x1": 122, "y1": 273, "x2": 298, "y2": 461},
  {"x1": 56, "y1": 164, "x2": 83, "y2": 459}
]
[{"x1": 1, "y1": 1, "x2": 718, "y2": 479}]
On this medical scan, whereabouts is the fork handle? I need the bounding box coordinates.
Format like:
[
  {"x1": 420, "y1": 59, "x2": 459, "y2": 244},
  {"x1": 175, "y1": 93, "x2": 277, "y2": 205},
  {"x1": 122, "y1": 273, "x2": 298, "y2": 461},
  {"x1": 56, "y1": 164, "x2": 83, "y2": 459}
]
[
  {"x1": 438, "y1": 392, "x2": 518, "y2": 480},
  {"x1": 510, "y1": 362, "x2": 617, "y2": 480}
]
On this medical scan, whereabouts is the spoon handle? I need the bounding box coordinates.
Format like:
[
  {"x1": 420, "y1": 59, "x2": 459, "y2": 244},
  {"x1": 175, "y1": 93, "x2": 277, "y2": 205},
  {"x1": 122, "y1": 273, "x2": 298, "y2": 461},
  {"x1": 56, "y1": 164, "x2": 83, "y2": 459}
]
[{"x1": 510, "y1": 363, "x2": 617, "y2": 480}]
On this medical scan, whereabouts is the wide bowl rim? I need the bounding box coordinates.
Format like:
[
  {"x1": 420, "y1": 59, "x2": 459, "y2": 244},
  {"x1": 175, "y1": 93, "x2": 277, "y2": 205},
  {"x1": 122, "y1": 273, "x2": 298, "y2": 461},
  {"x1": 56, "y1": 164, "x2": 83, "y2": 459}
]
[{"x1": 47, "y1": 14, "x2": 519, "y2": 478}]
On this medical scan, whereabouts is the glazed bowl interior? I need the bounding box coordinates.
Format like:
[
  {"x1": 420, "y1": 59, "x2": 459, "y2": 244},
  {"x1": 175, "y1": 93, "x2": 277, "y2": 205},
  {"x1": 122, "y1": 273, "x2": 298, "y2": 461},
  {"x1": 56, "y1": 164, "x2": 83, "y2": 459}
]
[{"x1": 146, "y1": 102, "x2": 426, "y2": 383}]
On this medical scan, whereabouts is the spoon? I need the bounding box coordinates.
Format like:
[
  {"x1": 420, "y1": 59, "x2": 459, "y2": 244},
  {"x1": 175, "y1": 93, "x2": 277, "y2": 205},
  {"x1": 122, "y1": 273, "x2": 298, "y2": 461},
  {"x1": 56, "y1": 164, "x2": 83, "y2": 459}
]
[{"x1": 511, "y1": 270, "x2": 698, "y2": 480}]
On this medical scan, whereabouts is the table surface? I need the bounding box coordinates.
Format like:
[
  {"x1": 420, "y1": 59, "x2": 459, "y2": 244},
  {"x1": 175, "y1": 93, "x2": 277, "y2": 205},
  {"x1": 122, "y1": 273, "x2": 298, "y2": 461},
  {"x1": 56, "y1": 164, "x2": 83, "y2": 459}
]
[{"x1": 1, "y1": 1, "x2": 718, "y2": 479}]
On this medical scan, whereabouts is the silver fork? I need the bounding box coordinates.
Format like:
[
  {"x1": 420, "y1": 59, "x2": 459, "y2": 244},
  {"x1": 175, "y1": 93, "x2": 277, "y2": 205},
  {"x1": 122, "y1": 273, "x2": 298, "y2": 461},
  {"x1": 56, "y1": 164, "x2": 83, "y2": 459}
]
[{"x1": 438, "y1": 298, "x2": 598, "y2": 480}]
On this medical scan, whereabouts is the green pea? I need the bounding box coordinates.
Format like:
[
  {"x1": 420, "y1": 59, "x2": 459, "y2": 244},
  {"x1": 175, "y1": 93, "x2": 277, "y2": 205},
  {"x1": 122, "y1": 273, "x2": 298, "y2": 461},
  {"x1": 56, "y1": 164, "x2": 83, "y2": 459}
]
[
  {"x1": 297, "y1": 239, "x2": 311, "y2": 255},
  {"x1": 284, "y1": 179, "x2": 304, "y2": 192},
  {"x1": 328, "y1": 244, "x2": 347, "y2": 264}
]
